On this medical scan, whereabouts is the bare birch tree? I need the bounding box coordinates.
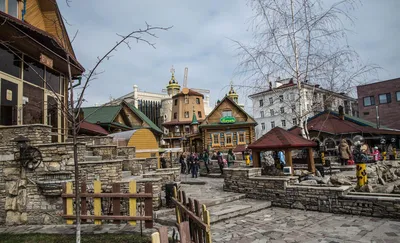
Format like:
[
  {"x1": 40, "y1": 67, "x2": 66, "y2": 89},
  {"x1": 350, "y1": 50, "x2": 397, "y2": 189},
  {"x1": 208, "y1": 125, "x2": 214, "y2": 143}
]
[{"x1": 234, "y1": 0, "x2": 378, "y2": 138}]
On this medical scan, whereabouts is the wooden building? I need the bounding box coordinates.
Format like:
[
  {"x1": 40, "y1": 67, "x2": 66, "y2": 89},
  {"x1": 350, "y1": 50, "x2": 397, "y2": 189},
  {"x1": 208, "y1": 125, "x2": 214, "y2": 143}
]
[
  {"x1": 200, "y1": 94, "x2": 257, "y2": 152},
  {"x1": 0, "y1": 0, "x2": 84, "y2": 142},
  {"x1": 80, "y1": 101, "x2": 163, "y2": 140}
]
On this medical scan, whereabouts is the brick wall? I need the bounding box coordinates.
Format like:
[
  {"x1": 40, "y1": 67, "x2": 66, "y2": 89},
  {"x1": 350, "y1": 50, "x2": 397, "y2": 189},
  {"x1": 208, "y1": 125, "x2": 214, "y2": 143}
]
[{"x1": 357, "y1": 78, "x2": 400, "y2": 130}]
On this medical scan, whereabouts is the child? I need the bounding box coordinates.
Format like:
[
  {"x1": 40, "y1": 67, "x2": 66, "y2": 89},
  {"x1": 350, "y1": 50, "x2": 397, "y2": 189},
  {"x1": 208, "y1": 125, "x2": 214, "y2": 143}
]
[{"x1": 372, "y1": 146, "x2": 381, "y2": 162}]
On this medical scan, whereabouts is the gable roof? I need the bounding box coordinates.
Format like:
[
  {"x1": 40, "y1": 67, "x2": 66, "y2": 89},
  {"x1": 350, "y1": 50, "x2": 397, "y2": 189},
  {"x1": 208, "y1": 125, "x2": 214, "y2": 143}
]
[
  {"x1": 124, "y1": 102, "x2": 163, "y2": 134},
  {"x1": 173, "y1": 89, "x2": 204, "y2": 98},
  {"x1": 249, "y1": 127, "x2": 317, "y2": 150},
  {"x1": 288, "y1": 110, "x2": 400, "y2": 135},
  {"x1": 78, "y1": 121, "x2": 109, "y2": 135},
  {"x1": 200, "y1": 96, "x2": 256, "y2": 127},
  {"x1": 81, "y1": 106, "x2": 121, "y2": 124}
]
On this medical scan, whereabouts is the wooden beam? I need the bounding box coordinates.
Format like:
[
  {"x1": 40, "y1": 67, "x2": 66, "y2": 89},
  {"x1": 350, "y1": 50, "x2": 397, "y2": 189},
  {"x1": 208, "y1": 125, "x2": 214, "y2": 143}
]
[
  {"x1": 308, "y1": 147, "x2": 316, "y2": 174},
  {"x1": 61, "y1": 193, "x2": 153, "y2": 198},
  {"x1": 252, "y1": 150, "x2": 261, "y2": 167},
  {"x1": 62, "y1": 215, "x2": 152, "y2": 221},
  {"x1": 171, "y1": 197, "x2": 210, "y2": 232},
  {"x1": 285, "y1": 149, "x2": 293, "y2": 175}
]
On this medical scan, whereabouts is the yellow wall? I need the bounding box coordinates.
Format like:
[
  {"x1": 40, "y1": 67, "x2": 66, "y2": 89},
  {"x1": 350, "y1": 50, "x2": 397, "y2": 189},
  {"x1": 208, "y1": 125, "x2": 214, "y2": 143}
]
[{"x1": 127, "y1": 129, "x2": 159, "y2": 167}]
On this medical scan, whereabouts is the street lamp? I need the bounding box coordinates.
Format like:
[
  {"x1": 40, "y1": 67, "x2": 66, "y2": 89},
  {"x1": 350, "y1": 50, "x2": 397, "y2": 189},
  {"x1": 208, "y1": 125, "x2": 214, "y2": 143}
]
[{"x1": 353, "y1": 135, "x2": 367, "y2": 187}]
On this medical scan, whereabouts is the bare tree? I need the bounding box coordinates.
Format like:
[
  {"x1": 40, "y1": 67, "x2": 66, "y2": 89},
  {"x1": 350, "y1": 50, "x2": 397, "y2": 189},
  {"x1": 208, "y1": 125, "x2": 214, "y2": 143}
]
[
  {"x1": 1, "y1": 15, "x2": 171, "y2": 242},
  {"x1": 234, "y1": 0, "x2": 378, "y2": 138}
]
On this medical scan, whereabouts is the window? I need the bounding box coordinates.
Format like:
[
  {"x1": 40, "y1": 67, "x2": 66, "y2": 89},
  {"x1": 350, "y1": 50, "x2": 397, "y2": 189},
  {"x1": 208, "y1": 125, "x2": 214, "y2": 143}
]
[
  {"x1": 291, "y1": 105, "x2": 296, "y2": 113},
  {"x1": 197, "y1": 111, "x2": 202, "y2": 118},
  {"x1": 260, "y1": 111, "x2": 264, "y2": 118},
  {"x1": 396, "y1": 91, "x2": 400, "y2": 101},
  {"x1": 23, "y1": 83, "x2": 43, "y2": 124},
  {"x1": 281, "y1": 120, "x2": 286, "y2": 127},
  {"x1": 261, "y1": 123, "x2": 265, "y2": 130},
  {"x1": 184, "y1": 111, "x2": 189, "y2": 118},
  {"x1": 0, "y1": 44, "x2": 21, "y2": 78},
  {"x1": 271, "y1": 121, "x2": 275, "y2": 128},
  {"x1": 269, "y1": 97, "x2": 273, "y2": 105},
  {"x1": 363, "y1": 96, "x2": 375, "y2": 107},
  {"x1": 222, "y1": 110, "x2": 232, "y2": 117},
  {"x1": 24, "y1": 55, "x2": 44, "y2": 87},
  {"x1": 173, "y1": 112, "x2": 177, "y2": 119},
  {"x1": 196, "y1": 98, "x2": 200, "y2": 104},
  {"x1": 292, "y1": 118, "x2": 297, "y2": 126},
  {"x1": 46, "y1": 68, "x2": 60, "y2": 94},
  {"x1": 0, "y1": 0, "x2": 18, "y2": 18},
  {"x1": 174, "y1": 99, "x2": 178, "y2": 106},
  {"x1": 238, "y1": 132, "x2": 246, "y2": 144},
  {"x1": 184, "y1": 97, "x2": 189, "y2": 104},
  {"x1": 225, "y1": 133, "x2": 233, "y2": 146},
  {"x1": 184, "y1": 125, "x2": 190, "y2": 133},
  {"x1": 279, "y1": 95, "x2": 284, "y2": 102},
  {"x1": 259, "y1": 99, "x2": 264, "y2": 107},
  {"x1": 174, "y1": 126, "x2": 180, "y2": 133},
  {"x1": 270, "y1": 109, "x2": 274, "y2": 116},
  {"x1": 379, "y1": 93, "x2": 391, "y2": 104},
  {"x1": 212, "y1": 133, "x2": 220, "y2": 146},
  {"x1": 280, "y1": 107, "x2": 285, "y2": 114}
]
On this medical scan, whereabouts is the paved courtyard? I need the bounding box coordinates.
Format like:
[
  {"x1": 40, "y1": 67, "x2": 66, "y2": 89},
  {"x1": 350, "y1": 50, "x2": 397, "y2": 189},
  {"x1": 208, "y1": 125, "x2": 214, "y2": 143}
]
[{"x1": 212, "y1": 207, "x2": 400, "y2": 243}]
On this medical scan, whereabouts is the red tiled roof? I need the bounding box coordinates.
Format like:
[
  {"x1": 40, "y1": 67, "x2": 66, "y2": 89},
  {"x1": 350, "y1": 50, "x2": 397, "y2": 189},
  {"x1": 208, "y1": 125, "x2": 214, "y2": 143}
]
[
  {"x1": 248, "y1": 127, "x2": 317, "y2": 150},
  {"x1": 289, "y1": 113, "x2": 400, "y2": 135},
  {"x1": 78, "y1": 121, "x2": 109, "y2": 135}
]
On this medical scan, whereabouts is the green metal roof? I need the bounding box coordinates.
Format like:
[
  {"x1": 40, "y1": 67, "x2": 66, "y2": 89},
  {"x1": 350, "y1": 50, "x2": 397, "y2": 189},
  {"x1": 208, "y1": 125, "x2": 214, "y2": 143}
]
[
  {"x1": 191, "y1": 112, "x2": 199, "y2": 125},
  {"x1": 125, "y1": 103, "x2": 163, "y2": 134},
  {"x1": 199, "y1": 121, "x2": 257, "y2": 128},
  {"x1": 81, "y1": 106, "x2": 121, "y2": 124}
]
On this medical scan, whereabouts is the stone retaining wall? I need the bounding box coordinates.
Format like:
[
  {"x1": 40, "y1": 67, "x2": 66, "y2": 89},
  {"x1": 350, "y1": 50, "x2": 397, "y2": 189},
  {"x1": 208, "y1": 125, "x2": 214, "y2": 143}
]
[
  {"x1": 224, "y1": 167, "x2": 400, "y2": 219},
  {"x1": 88, "y1": 145, "x2": 117, "y2": 160},
  {"x1": 0, "y1": 125, "x2": 52, "y2": 146},
  {"x1": 73, "y1": 136, "x2": 114, "y2": 146},
  {"x1": 117, "y1": 147, "x2": 136, "y2": 159},
  {"x1": 122, "y1": 158, "x2": 158, "y2": 175}
]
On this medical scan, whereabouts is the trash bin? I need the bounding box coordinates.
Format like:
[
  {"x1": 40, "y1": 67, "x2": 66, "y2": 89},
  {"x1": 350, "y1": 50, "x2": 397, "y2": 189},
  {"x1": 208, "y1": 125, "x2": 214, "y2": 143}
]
[{"x1": 165, "y1": 182, "x2": 177, "y2": 208}]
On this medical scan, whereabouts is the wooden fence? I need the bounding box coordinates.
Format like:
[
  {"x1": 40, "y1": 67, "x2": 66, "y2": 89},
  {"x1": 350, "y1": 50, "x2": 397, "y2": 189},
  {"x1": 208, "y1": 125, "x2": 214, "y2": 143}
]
[
  {"x1": 62, "y1": 180, "x2": 153, "y2": 228},
  {"x1": 152, "y1": 187, "x2": 212, "y2": 243}
]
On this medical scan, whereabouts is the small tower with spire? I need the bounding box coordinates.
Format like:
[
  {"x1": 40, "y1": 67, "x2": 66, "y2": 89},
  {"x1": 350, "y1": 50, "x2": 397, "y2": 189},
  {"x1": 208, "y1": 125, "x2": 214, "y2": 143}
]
[
  {"x1": 166, "y1": 65, "x2": 181, "y2": 96},
  {"x1": 191, "y1": 106, "x2": 199, "y2": 134},
  {"x1": 227, "y1": 81, "x2": 239, "y2": 104}
]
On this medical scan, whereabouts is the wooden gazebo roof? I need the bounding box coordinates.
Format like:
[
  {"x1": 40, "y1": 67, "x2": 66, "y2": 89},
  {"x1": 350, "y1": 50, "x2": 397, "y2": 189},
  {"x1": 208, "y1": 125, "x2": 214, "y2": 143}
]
[{"x1": 248, "y1": 127, "x2": 317, "y2": 150}]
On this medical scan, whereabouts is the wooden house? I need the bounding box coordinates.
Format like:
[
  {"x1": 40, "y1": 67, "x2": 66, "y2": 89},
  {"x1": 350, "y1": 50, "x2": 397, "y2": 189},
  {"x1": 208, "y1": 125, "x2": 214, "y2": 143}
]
[{"x1": 0, "y1": 0, "x2": 84, "y2": 142}]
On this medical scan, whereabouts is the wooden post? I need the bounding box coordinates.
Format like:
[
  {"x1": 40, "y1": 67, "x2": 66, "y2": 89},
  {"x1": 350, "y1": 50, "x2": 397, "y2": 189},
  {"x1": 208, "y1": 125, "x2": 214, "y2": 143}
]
[
  {"x1": 179, "y1": 221, "x2": 191, "y2": 243},
  {"x1": 308, "y1": 147, "x2": 316, "y2": 174},
  {"x1": 194, "y1": 200, "x2": 204, "y2": 243},
  {"x1": 144, "y1": 182, "x2": 153, "y2": 228},
  {"x1": 64, "y1": 182, "x2": 73, "y2": 225},
  {"x1": 129, "y1": 180, "x2": 137, "y2": 226},
  {"x1": 252, "y1": 150, "x2": 261, "y2": 167},
  {"x1": 151, "y1": 232, "x2": 160, "y2": 243},
  {"x1": 202, "y1": 204, "x2": 212, "y2": 243},
  {"x1": 81, "y1": 182, "x2": 87, "y2": 223},
  {"x1": 112, "y1": 183, "x2": 121, "y2": 224},
  {"x1": 93, "y1": 180, "x2": 102, "y2": 225},
  {"x1": 285, "y1": 149, "x2": 293, "y2": 175},
  {"x1": 174, "y1": 186, "x2": 181, "y2": 224},
  {"x1": 158, "y1": 227, "x2": 169, "y2": 243}
]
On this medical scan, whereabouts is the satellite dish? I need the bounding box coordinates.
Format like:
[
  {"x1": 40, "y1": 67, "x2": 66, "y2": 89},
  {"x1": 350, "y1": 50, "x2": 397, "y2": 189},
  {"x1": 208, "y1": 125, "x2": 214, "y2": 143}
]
[
  {"x1": 353, "y1": 135, "x2": 365, "y2": 146},
  {"x1": 182, "y1": 87, "x2": 189, "y2": 95}
]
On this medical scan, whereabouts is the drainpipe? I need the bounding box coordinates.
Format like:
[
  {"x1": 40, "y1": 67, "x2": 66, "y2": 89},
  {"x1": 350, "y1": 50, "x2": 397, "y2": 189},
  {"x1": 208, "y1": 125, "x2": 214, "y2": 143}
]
[
  {"x1": 68, "y1": 76, "x2": 82, "y2": 89},
  {"x1": 22, "y1": 0, "x2": 27, "y2": 21}
]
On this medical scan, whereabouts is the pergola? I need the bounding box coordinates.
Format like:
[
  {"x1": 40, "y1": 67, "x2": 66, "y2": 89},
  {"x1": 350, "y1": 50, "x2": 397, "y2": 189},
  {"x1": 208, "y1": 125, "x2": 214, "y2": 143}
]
[{"x1": 248, "y1": 127, "x2": 318, "y2": 174}]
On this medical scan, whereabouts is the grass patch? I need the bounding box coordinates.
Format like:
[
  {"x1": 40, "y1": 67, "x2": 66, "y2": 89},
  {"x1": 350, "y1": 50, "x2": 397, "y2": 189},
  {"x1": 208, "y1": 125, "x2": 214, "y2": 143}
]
[{"x1": 0, "y1": 233, "x2": 150, "y2": 243}]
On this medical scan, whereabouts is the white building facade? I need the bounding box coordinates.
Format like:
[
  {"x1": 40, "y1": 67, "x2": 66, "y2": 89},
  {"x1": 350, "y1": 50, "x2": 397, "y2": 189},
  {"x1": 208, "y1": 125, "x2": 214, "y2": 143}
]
[{"x1": 249, "y1": 78, "x2": 358, "y2": 139}]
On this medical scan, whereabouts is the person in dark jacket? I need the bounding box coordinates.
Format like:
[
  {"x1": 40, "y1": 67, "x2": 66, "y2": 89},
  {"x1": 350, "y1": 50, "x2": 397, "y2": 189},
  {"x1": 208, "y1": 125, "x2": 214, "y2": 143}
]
[
  {"x1": 203, "y1": 149, "x2": 210, "y2": 174},
  {"x1": 227, "y1": 149, "x2": 235, "y2": 167},
  {"x1": 179, "y1": 154, "x2": 186, "y2": 174},
  {"x1": 160, "y1": 154, "x2": 167, "y2": 168},
  {"x1": 217, "y1": 151, "x2": 224, "y2": 174}
]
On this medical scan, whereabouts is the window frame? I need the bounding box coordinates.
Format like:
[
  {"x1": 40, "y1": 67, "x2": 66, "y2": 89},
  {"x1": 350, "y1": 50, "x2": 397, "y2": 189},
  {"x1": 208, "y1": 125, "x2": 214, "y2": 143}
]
[
  {"x1": 280, "y1": 107, "x2": 285, "y2": 114},
  {"x1": 281, "y1": 120, "x2": 286, "y2": 127},
  {"x1": 238, "y1": 132, "x2": 246, "y2": 145},
  {"x1": 292, "y1": 118, "x2": 297, "y2": 126},
  {"x1": 270, "y1": 109, "x2": 274, "y2": 116},
  {"x1": 271, "y1": 121, "x2": 275, "y2": 128},
  {"x1": 259, "y1": 99, "x2": 263, "y2": 107},
  {"x1": 184, "y1": 111, "x2": 189, "y2": 118},
  {"x1": 225, "y1": 133, "x2": 233, "y2": 146},
  {"x1": 260, "y1": 111, "x2": 264, "y2": 118},
  {"x1": 269, "y1": 97, "x2": 273, "y2": 105},
  {"x1": 212, "y1": 133, "x2": 220, "y2": 147},
  {"x1": 279, "y1": 95, "x2": 283, "y2": 103},
  {"x1": 261, "y1": 122, "x2": 265, "y2": 130},
  {"x1": 378, "y1": 93, "x2": 391, "y2": 104},
  {"x1": 222, "y1": 110, "x2": 232, "y2": 117},
  {"x1": 1, "y1": 0, "x2": 19, "y2": 18},
  {"x1": 363, "y1": 96, "x2": 375, "y2": 107},
  {"x1": 396, "y1": 91, "x2": 400, "y2": 102},
  {"x1": 174, "y1": 99, "x2": 178, "y2": 106},
  {"x1": 173, "y1": 112, "x2": 177, "y2": 119},
  {"x1": 197, "y1": 111, "x2": 202, "y2": 118},
  {"x1": 196, "y1": 98, "x2": 200, "y2": 104}
]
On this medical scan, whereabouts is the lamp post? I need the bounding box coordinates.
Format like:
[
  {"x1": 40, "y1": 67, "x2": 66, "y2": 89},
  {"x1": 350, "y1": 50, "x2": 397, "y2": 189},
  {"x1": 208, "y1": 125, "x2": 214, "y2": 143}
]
[
  {"x1": 13, "y1": 135, "x2": 30, "y2": 167},
  {"x1": 353, "y1": 135, "x2": 367, "y2": 187}
]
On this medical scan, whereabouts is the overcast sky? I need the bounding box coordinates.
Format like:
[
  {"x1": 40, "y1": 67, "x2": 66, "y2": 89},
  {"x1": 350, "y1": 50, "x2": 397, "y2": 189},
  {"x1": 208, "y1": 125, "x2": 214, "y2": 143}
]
[{"x1": 59, "y1": 0, "x2": 400, "y2": 110}]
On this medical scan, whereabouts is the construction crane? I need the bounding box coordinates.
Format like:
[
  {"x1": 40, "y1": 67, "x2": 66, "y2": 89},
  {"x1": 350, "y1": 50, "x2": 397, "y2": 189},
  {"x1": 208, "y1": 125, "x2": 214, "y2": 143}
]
[
  {"x1": 183, "y1": 67, "x2": 188, "y2": 88},
  {"x1": 161, "y1": 67, "x2": 210, "y2": 94}
]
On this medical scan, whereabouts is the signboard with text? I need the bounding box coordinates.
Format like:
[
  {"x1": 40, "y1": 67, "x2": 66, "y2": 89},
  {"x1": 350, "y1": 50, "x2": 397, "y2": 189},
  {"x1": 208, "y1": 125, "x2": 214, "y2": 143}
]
[{"x1": 220, "y1": 116, "x2": 236, "y2": 124}]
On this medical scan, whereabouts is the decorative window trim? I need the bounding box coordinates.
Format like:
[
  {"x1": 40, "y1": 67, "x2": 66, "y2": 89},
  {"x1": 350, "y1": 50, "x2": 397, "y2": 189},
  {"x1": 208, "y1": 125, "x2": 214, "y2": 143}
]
[
  {"x1": 212, "y1": 133, "x2": 220, "y2": 147},
  {"x1": 238, "y1": 131, "x2": 246, "y2": 145},
  {"x1": 225, "y1": 133, "x2": 233, "y2": 146}
]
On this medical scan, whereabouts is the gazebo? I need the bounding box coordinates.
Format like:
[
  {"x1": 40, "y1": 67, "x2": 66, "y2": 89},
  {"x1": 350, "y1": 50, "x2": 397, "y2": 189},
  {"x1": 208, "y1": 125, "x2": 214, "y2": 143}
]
[{"x1": 248, "y1": 127, "x2": 317, "y2": 174}]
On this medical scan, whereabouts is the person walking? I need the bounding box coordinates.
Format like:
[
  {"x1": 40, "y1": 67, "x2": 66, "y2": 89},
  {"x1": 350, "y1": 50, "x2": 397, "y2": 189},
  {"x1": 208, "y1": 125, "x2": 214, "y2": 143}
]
[
  {"x1": 160, "y1": 153, "x2": 167, "y2": 168},
  {"x1": 192, "y1": 156, "x2": 199, "y2": 178},
  {"x1": 339, "y1": 139, "x2": 351, "y2": 165},
  {"x1": 217, "y1": 151, "x2": 224, "y2": 174},
  {"x1": 187, "y1": 152, "x2": 194, "y2": 174},
  {"x1": 203, "y1": 149, "x2": 210, "y2": 174},
  {"x1": 227, "y1": 149, "x2": 235, "y2": 168},
  {"x1": 179, "y1": 154, "x2": 186, "y2": 174}
]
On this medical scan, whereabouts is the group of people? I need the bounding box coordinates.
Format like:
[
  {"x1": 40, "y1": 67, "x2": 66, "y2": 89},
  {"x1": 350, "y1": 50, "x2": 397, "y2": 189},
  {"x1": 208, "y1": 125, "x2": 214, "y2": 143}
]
[
  {"x1": 178, "y1": 149, "x2": 237, "y2": 177},
  {"x1": 338, "y1": 139, "x2": 391, "y2": 165}
]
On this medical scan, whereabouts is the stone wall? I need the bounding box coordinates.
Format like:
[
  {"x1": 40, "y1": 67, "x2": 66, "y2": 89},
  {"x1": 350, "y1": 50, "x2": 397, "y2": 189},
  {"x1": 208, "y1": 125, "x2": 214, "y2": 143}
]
[
  {"x1": 120, "y1": 178, "x2": 162, "y2": 209},
  {"x1": 0, "y1": 125, "x2": 51, "y2": 146},
  {"x1": 122, "y1": 158, "x2": 158, "y2": 175},
  {"x1": 88, "y1": 145, "x2": 117, "y2": 160},
  {"x1": 224, "y1": 167, "x2": 400, "y2": 219},
  {"x1": 73, "y1": 136, "x2": 114, "y2": 146},
  {"x1": 156, "y1": 167, "x2": 181, "y2": 182},
  {"x1": 117, "y1": 147, "x2": 136, "y2": 159},
  {"x1": 79, "y1": 160, "x2": 123, "y2": 190}
]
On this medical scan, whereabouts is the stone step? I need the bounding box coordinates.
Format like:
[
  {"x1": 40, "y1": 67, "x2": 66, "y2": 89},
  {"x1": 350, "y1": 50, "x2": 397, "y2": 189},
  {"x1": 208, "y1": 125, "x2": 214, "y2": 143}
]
[
  {"x1": 84, "y1": 155, "x2": 102, "y2": 161},
  {"x1": 122, "y1": 171, "x2": 132, "y2": 178},
  {"x1": 208, "y1": 199, "x2": 271, "y2": 223},
  {"x1": 85, "y1": 151, "x2": 93, "y2": 156}
]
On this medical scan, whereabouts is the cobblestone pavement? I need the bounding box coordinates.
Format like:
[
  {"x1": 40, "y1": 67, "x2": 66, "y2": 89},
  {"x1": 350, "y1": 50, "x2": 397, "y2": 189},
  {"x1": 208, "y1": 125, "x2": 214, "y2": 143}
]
[{"x1": 212, "y1": 207, "x2": 400, "y2": 243}]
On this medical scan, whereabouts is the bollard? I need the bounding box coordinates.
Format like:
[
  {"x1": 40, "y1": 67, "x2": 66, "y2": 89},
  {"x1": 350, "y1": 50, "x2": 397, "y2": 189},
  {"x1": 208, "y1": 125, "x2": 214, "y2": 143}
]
[
  {"x1": 356, "y1": 163, "x2": 367, "y2": 187},
  {"x1": 394, "y1": 148, "x2": 397, "y2": 160},
  {"x1": 382, "y1": 151, "x2": 387, "y2": 161}
]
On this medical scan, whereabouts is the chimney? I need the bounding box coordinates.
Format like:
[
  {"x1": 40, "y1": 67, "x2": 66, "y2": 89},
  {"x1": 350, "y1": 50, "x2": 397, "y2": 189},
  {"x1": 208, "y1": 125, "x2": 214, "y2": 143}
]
[{"x1": 338, "y1": 105, "x2": 344, "y2": 120}]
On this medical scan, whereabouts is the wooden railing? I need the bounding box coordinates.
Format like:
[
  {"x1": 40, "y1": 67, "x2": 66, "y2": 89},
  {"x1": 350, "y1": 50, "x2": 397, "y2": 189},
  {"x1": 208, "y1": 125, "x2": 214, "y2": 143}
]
[{"x1": 62, "y1": 180, "x2": 153, "y2": 228}]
